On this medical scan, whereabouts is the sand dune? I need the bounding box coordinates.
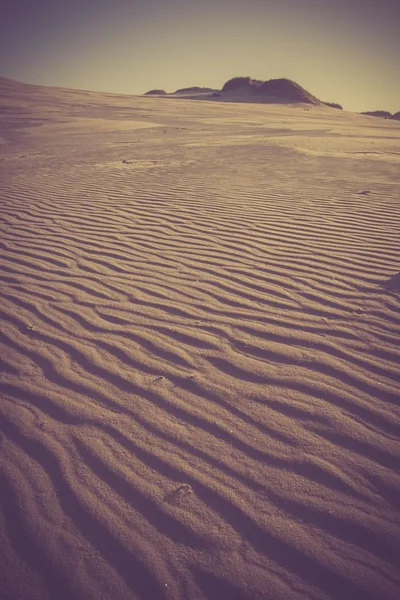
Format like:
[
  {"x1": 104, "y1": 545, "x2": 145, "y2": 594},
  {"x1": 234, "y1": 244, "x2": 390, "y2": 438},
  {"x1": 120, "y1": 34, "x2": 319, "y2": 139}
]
[
  {"x1": 145, "y1": 77, "x2": 323, "y2": 106},
  {"x1": 1, "y1": 78, "x2": 400, "y2": 600}
]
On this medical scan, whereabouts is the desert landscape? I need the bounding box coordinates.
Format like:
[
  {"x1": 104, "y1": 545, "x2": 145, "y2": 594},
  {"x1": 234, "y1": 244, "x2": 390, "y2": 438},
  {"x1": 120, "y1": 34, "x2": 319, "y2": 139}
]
[{"x1": 0, "y1": 76, "x2": 400, "y2": 600}]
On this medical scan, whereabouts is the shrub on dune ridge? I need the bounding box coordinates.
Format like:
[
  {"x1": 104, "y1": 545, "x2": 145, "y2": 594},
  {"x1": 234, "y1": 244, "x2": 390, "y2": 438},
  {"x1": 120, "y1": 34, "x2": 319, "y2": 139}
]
[
  {"x1": 361, "y1": 110, "x2": 392, "y2": 118},
  {"x1": 144, "y1": 75, "x2": 329, "y2": 106},
  {"x1": 174, "y1": 86, "x2": 218, "y2": 94},
  {"x1": 144, "y1": 89, "x2": 166, "y2": 95},
  {"x1": 221, "y1": 76, "x2": 321, "y2": 104},
  {"x1": 324, "y1": 102, "x2": 343, "y2": 110},
  {"x1": 222, "y1": 76, "x2": 263, "y2": 91},
  {"x1": 255, "y1": 78, "x2": 320, "y2": 104}
]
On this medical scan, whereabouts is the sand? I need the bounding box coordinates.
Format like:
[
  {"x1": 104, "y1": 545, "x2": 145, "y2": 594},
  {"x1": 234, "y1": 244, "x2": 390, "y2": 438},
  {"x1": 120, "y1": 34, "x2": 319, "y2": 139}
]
[{"x1": 0, "y1": 78, "x2": 400, "y2": 600}]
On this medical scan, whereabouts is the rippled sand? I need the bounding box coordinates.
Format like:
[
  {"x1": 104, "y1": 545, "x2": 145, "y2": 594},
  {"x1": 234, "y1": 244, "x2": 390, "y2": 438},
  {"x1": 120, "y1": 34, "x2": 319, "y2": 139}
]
[{"x1": 1, "y1": 78, "x2": 400, "y2": 600}]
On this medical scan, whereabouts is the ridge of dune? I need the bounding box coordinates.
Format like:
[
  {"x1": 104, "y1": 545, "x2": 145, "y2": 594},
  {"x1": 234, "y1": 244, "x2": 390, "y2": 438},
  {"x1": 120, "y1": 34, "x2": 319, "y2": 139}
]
[{"x1": 1, "y1": 78, "x2": 400, "y2": 600}]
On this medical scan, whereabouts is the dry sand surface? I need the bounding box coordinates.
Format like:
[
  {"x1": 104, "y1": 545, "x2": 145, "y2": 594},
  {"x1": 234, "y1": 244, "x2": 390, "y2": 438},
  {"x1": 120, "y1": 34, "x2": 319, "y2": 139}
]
[{"x1": 1, "y1": 78, "x2": 400, "y2": 600}]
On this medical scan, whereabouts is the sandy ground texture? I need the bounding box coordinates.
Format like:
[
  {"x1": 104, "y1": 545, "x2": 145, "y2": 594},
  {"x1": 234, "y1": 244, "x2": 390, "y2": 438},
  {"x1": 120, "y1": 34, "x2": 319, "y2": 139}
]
[{"x1": 0, "y1": 78, "x2": 400, "y2": 600}]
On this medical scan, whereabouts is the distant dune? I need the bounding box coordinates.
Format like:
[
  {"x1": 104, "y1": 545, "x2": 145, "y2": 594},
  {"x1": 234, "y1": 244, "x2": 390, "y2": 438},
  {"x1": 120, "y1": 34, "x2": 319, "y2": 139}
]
[
  {"x1": 361, "y1": 111, "x2": 393, "y2": 118},
  {"x1": 144, "y1": 89, "x2": 167, "y2": 95},
  {"x1": 360, "y1": 110, "x2": 400, "y2": 121},
  {"x1": 221, "y1": 76, "x2": 323, "y2": 105},
  {"x1": 144, "y1": 76, "x2": 324, "y2": 106},
  {"x1": 1, "y1": 76, "x2": 400, "y2": 600},
  {"x1": 174, "y1": 86, "x2": 219, "y2": 95}
]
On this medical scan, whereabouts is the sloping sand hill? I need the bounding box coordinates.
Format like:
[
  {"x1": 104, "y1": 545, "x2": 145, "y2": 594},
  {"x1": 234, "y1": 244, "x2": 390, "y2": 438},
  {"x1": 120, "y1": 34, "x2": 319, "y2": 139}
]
[{"x1": 1, "y1": 77, "x2": 400, "y2": 600}]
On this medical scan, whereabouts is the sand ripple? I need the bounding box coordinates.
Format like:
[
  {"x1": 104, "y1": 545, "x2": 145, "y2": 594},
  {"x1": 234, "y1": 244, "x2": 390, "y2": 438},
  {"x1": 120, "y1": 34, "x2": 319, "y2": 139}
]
[{"x1": 1, "y1": 79, "x2": 400, "y2": 600}]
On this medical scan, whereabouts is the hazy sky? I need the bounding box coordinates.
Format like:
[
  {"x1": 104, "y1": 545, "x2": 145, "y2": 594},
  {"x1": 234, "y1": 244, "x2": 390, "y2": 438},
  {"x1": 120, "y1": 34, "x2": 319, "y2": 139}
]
[{"x1": 1, "y1": 0, "x2": 399, "y2": 112}]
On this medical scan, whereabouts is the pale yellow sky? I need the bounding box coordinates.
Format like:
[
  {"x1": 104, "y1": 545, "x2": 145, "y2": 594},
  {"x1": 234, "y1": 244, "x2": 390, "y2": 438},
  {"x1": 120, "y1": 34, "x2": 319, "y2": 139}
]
[{"x1": 1, "y1": 0, "x2": 399, "y2": 113}]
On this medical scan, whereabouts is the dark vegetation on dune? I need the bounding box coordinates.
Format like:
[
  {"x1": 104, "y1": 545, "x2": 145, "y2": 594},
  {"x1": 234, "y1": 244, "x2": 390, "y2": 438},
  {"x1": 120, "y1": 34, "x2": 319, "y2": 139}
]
[
  {"x1": 360, "y1": 110, "x2": 400, "y2": 120},
  {"x1": 221, "y1": 76, "x2": 264, "y2": 91},
  {"x1": 144, "y1": 74, "x2": 400, "y2": 115},
  {"x1": 174, "y1": 86, "x2": 218, "y2": 94},
  {"x1": 221, "y1": 76, "x2": 322, "y2": 104},
  {"x1": 361, "y1": 110, "x2": 393, "y2": 118},
  {"x1": 324, "y1": 102, "x2": 343, "y2": 110},
  {"x1": 144, "y1": 89, "x2": 167, "y2": 95},
  {"x1": 256, "y1": 78, "x2": 320, "y2": 103},
  {"x1": 145, "y1": 76, "x2": 324, "y2": 105}
]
